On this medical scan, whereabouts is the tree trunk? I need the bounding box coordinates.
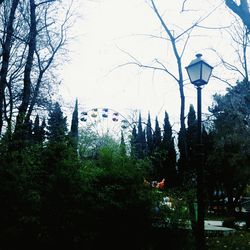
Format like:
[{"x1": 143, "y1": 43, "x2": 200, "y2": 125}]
[
  {"x1": 15, "y1": 0, "x2": 36, "y2": 129},
  {"x1": 0, "y1": 0, "x2": 19, "y2": 135},
  {"x1": 225, "y1": 0, "x2": 250, "y2": 31}
]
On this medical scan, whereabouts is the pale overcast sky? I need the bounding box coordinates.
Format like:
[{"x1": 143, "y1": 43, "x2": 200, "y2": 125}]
[{"x1": 59, "y1": 0, "x2": 243, "y2": 132}]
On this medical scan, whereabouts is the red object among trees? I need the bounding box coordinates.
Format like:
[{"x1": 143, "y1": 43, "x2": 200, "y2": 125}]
[{"x1": 156, "y1": 179, "x2": 165, "y2": 190}]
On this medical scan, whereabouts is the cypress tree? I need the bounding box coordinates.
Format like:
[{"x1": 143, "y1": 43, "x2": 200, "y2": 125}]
[
  {"x1": 153, "y1": 116, "x2": 161, "y2": 151},
  {"x1": 130, "y1": 125, "x2": 137, "y2": 158},
  {"x1": 137, "y1": 112, "x2": 144, "y2": 159},
  {"x1": 16, "y1": 119, "x2": 33, "y2": 148},
  {"x1": 146, "y1": 112, "x2": 153, "y2": 157},
  {"x1": 162, "y1": 112, "x2": 177, "y2": 187},
  {"x1": 177, "y1": 126, "x2": 187, "y2": 182},
  {"x1": 168, "y1": 138, "x2": 177, "y2": 186},
  {"x1": 33, "y1": 114, "x2": 42, "y2": 143},
  {"x1": 69, "y1": 99, "x2": 79, "y2": 151},
  {"x1": 186, "y1": 104, "x2": 197, "y2": 175},
  {"x1": 152, "y1": 116, "x2": 162, "y2": 179},
  {"x1": 40, "y1": 118, "x2": 46, "y2": 143},
  {"x1": 141, "y1": 129, "x2": 147, "y2": 157},
  {"x1": 70, "y1": 99, "x2": 78, "y2": 139},
  {"x1": 119, "y1": 131, "x2": 126, "y2": 157},
  {"x1": 163, "y1": 112, "x2": 172, "y2": 143},
  {"x1": 47, "y1": 102, "x2": 68, "y2": 143},
  {"x1": 32, "y1": 115, "x2": 46, "y2": 144},
  {"x1": 43, "y1": 102, "x2": 70, "y2": 175}
]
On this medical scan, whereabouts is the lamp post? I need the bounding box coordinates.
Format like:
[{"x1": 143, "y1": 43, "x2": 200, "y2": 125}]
[{"x1": 186, "y1": 54, "x2": 213, "y2": 250}]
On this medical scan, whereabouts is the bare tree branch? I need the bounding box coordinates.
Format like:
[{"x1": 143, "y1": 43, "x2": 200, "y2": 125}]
[
  {"x1": 210, "y1": 47, "x2": 246, "y2": 79},
  {"x1": 154, "y1": 58, "x2": 179, "y2": 82},
  {"x1": 180, "y1": 0, "x2": 199, "y2": 13},
  {"x1": 181, "y1": 0, "x2": 188, "y2": 12},
  {"x1": 176, "y1": 2, "x2": 224, "y2": 40},
  {"x1": 180, "y1": 33, "x2": 190, "y2": 58},
  {"x1": 211, "y1": 75, "x2": 235, "y2": 88},
  {"x1": 0, "y1": 0, "x2": 20, "y2": 134},
  {"x1": 116, "y1": 61, "x2": 166, "y2": 73},
  {"x1": 196, "y1": 24, "x2": 232, "y2": 30},
  {"x1": 36, "y1": 0, "x2": 57, "y2": 8},
  {"x1": 16, "y1": 0, "x2": 37, "y2": 128},
  {"x1": 132, "y1": 33, "x2": 170, "y2": 42},
  {"x1": 150, "y1": 0, "x2": 188, "y2": 139},
  {"x1": 116, "y1": 46, "x2": 141, "y2": 65},
  {"x1": 25, "y1": 4, "x2": 69, "y2": 122}
]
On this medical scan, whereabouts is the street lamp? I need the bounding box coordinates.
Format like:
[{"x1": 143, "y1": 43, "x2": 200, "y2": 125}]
[{"x1": 186, "y1": 54, "x2": 213, "y2": 250}]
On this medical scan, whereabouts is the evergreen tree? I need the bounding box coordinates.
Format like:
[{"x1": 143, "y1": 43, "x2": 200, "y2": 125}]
[
  {"x1": 130, "y1": 125, "x2": 137, "y2": 158},
  {"x1": 70, "y1": 99, "x2": 79, "y2": 139},
  {"x1": 152, "y1": 116, "x2": 162, "y2": 179},
  {"x1": 162, "y1": 112, "x2": 172, "y2": 143},
  {"x1": 207, "y1": 80, "x2": 250, "y2": 213},
  {"x1": 24, "y1": 119, "x2": 33, "y2": 142},
  {"x1": 186, "y1": 104, "x2": 197, "y2": 175},
  {"x1": 33, "y1": 114, "x2": 40, "y2": 143},
  {"x1": 40, "y1": 118, "x2": 46, "y2": 143},
  {"x1": 119, "y1": 131, "x2": 127, "y2": 157},
  {"x1": 162, "y1": 111, "x2": 177, "y2": 187},
  {"x1": 177, "y1": 126, "x2": 187, "y2": 182},
  {"x1": 187, "y1": 104, "x2": 196, "y2": 128},
  {"x1": 136, "y1": 112, "x2": 146, "y2": 159},
  {"x1": 11, "y1": 118, "x2": 33, "y2": 150},
  {"x1": 146, "y1": 112, "x2": 153, "y2": 157},
  {"x1": 33, "y1": 116, "x2": 46, "y2": 144},
  {"x1": 168, "y1": 138, "x2": 177, "y2": 186},
  {"x1": 153, "y1": 116, "x2": 161, "y2": 151},
  {"x1": 47, "y1": 102, "x2": 68, "y2": 143},
  {"x1": 69, "y1": 99, "x2": 79, "y2": 151},
  {"x1": 142, "y1": 129, "x2": 147, "y2": 157},
  {"x1": 43, "y1": 102, "x2": 69, "y2": 178}
]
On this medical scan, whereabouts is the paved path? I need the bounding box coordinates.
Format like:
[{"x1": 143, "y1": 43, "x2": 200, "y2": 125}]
[
  {"x1": 204, "y1": 220, "x2": 236, "y2": 236},
  {"x1": 153, "y1": 219, "x2": 237, "y2": 235}
]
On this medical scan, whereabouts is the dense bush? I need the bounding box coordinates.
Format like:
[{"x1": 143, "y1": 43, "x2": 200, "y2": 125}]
[{"x1": 0, "y1": 135, "x2": 155, "y2": 249}]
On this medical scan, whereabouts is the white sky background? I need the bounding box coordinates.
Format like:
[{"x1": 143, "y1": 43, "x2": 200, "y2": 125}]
[{"x1": 59, "y1": 0, "x2": 245, "y2": 132}]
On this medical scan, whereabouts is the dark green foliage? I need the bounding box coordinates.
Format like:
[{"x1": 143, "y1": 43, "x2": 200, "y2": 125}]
[
  {"x1": 79, "y1": 146, "x2": 154, "y2": 249},
  {"x1": 162, "y1": 112, "x2": 177, "y2": 187},
  {"x1": 207, "y1": 80, "x2": 250, "y2": 213},
  {"x1": 32, "y1": 115, "x2": 46, "y2": 144},
  {"x1": 0, "y1": 143, "x2": 44, "y2": 249},
  {"x1": 11, "y1": 118, "x2": 33, "y2": 150},
  {"x1": 146, "y1": 112, "x2": 153, "y2": 156},
  {"x1": 70, "y1": 99, "x2": 79, "y2": 138},
  {"x1": 177, "y1": 126, "x2": 187, "y2": 182},
  {"x1": 0, "y1": 104, "x2": 156, "y2": 249},
  {"x1": 69, "y1": 99, "x2": 79, "y2": 151},
  {"x1": 186, "y1": 104, "x2": 197, "y2": 176},
  {"x1": 187, "y1": 104, "x2": 196, "y2": 128},
  {"x1": 163, "y1": 112, "x2": 172, "y2": 143},
  {"x1": 141, "y1": 129, "x2": 147, "y2": 155},
  {"x1": 130, "y1": 113, "x2": 148, "y2": 160},
  {"x1": 119, "y1": 131, "x2": 127, "y2": 157},
  {"x1": 153, "y1": 116, "x2": 161, "y2": 151},
  {"x1": 40, "y1": 118, "x2": 46, "y2": 142},
  {"x1": 47, "y1": 102, "x2": 68, "y2": 143},
  {"x1": 130, "y1": 125, "x2": 137, "y2": 158},
  {"x1": 202, "y1": 128, "x2": 217, "y2": 204},
  {"x1": 33, "y1": 114, "x2": 40, "y2": 141},
  {"x1": 136, "y1": 112, "x2": 147, "y2": 159},
  {"x1": 151, "y1": 116, "x2": 163, "y2": 180}
]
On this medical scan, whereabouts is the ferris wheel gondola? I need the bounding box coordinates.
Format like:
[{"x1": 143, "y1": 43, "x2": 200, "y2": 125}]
[{"x1": 80, "y1": 108, "x2": 132, "y2": 143}]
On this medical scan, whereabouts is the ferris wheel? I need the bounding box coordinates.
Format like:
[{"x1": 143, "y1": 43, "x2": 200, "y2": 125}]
[{"x1": 80, "y1": 107, "x2": 131, "y2": 143}]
